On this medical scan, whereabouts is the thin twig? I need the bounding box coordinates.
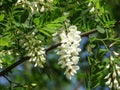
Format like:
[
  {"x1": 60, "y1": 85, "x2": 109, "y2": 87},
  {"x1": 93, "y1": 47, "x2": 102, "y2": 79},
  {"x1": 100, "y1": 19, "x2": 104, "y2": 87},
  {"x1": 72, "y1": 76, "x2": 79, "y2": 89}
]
[
  {"x1": 0, "y1": 56, "x2": 30, "y2": 76},
  {"x1": 45, "y1": 43, "x2": 61, "y2": 54},
  {"x1": 80, "y1": 29, "x2": 97, "y2": 36}
]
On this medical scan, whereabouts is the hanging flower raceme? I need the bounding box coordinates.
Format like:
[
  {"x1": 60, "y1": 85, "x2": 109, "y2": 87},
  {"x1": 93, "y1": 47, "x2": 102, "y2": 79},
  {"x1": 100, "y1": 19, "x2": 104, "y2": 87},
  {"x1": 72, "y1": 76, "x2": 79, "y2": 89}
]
[
  {"x1": 104, "y1": 51, "x2": 120, "y2": 89},
  {"x1": 21, "y1": 34, "x2": 46, "y2": 68},
  {"x1": 16, "y1": 0, "x2": 53, "y2": 13},
  {"x1": 52, "y1": 25, "x2": 81, "y2": 79}
]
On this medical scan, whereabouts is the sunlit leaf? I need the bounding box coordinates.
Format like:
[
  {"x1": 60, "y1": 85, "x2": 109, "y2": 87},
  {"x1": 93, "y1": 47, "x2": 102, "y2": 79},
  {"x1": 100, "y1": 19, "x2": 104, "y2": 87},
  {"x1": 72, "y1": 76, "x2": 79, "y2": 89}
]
[
  {"x1": 0, "y1": 37, "x2": 10, "y2": 46},
  {"x1": 0, "y1": 14, "x2": 4, "y2": 21},
  {"x1": 97, "y1": 25, "x2": 105, "y2": 33},
  {"x1": 34, "y1": 18, "x2": 40, "y2": 26}
]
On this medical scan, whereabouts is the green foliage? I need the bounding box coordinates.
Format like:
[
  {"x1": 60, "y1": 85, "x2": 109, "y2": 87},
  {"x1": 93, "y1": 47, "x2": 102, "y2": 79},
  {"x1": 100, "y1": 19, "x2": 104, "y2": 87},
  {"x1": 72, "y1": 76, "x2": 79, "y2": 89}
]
[{"x1": 0, "y1": 0, "x2": 120, "y2": 90}]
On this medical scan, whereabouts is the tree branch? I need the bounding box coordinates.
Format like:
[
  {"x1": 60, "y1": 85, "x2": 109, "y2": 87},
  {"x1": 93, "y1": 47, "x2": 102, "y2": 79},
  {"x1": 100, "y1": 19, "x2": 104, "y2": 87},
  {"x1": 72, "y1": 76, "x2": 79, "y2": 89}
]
[
  {"x1": 0, "y1": 26, "x2": 115, "y2": 76},
  {"x1": 80, "y1": 29, "x2": 97, "y2": 36},
  {"x1": 0, "y1": 57, "x2": 30, "y2": 76}
]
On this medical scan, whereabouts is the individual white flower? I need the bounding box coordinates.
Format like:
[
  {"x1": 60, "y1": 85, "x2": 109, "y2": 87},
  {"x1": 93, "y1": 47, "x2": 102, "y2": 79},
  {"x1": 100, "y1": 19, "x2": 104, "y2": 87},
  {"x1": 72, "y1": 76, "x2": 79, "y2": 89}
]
[
  {"x1": 110, "y1": 56, "x2": 114, "y2": 61},
  {"x1": 104, "y1": 73, "x2": 111, "y2": 79},
  {"x1": 88, "y1": 2, "x2": 92, "y2": 7},
  {"x1": 115, "y1": 64, "x2": 120, "y2": 70},
  {"x1": 106, "y1": 64, "x2": 110, "y2": 69},
  {"x1": 117, "y1": 70, "x2": 120, "y2": 76},
  {"x1": 31, "y1": 83, "x2": 37, "y2": 87},
  {"x1": 40, "y1": 6, "x2": 45, "y2": 12},
  {"x1": 16, "y1": 0, "x2": 22, "y2": 3},
  {"x1": 90, "y1": 7, "x2": 95, "y2": 12},
  {"x1": 0, "y1": 60, "x2": 2, "y2": 68},
  {"x1": 113, "y1": 51, "x2": 119, "y2": 56},
  {"x1": 64, "y1": 65, "x2": 79, "y2": 80},
  {"x1": 114, "y1": 78, "x2": 118, "y2": 85},
  {"x1": 69, "y1": 25, "x2": 77, "y2": 31},
  {"x1": 105, "y1": 78, "x2": 111, "y2": 85},
  {"x1": 71, "y1": 56, "x2": 80, "y2": 64}
]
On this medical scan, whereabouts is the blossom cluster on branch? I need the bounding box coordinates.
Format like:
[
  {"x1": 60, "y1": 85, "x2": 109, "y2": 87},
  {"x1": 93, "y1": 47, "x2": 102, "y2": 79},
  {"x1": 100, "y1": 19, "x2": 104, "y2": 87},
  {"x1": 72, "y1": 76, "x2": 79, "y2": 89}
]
[
  {"x1": 104, "y1": 51, "x2": 120, "y2": 89},
  {"x1": 52, "y1": 25, "x2": 81, "y2": 79},
  {"x1": 21, "y1": 34, "x2": 46, "y2": 68},
  {"x1": 16, "y1": 0, "x2": 53, "y2": 13}
]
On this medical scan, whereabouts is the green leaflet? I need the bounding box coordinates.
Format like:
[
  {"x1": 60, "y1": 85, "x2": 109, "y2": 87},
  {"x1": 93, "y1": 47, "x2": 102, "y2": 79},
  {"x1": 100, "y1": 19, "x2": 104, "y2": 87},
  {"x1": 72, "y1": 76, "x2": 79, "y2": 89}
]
[
  {"x1": 33, "y1": 18, "x2": 40, "y2": 26},
  {"x1": 39, "y1": 16, "x2": 67, "y2": 36},
  {"x1": 97, "y1": 25, "x2": 105, "y2": 33},
  {"x1": 0, "y1": 37, "x2": 10, "y2": 46},
  {"x1": 39, "y1": 29, "x2": 51, "y2": 37},
  {"x1": 0, "y1": 14, "x2": 5, "y2": 21}
]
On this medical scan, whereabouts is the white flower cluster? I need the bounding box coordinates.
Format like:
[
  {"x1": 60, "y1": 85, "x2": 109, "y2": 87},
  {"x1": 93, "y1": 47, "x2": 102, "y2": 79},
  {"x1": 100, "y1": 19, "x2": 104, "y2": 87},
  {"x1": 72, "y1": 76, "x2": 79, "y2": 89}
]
[
  {"x1": 22, "y1": 35, "x2": 46, "y2": 68},
  {"x1": 104, "y1": 52, "x2": 120, "y2": 89},
  {"x1": 16, "y1": 0, "x2": 53, "y2": 13},
  {"x1": 52, "y1": 25, "x2": 81, "y2": 79}
]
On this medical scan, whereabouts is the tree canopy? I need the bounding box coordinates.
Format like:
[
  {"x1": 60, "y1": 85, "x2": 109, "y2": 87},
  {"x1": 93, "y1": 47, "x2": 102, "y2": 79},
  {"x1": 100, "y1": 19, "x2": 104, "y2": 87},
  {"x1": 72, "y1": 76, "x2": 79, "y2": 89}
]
[{"x1": 0, "y1": 0, "x2": 120, "y2": 90}]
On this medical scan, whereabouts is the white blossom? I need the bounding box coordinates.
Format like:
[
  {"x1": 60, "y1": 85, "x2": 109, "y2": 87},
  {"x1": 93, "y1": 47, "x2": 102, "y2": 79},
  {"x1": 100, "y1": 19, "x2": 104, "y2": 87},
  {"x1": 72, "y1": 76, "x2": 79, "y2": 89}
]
[
  {"x1": 22, "y1": 35, "x2": 46, "y2": 68},
  {"x1": 16, "y1": 0, "x2": 53, "y2": 13},
  {"x1": 88, "y1": 2, "x2": 92, "y2": 7},
  {"x1": 106, "y1": 64, "x2": 110, "y2": 69},
  {"x1": 0, "y1": 60, "x2": 3, "y2": 68},
  {"x1": 110, "y1": 56, "x2": 114, "y2": 61},
  {"x1": 53, "y1": 25, "x2": 81, "y2": 79},
  {"x1": 105, "y1": 78, "x2": 111, "y2": 85},
  {"x1": 113, "y1": 51, "x2": 119, "y2": 56},
  {"x1": 90, "y1": 7, "x2": 95, "y2": 12},
  {"x1": 16, "y1": 0, "x2": 22, "y2": 3},
  {"x1": 115, "y1": 64, "x2": 120, "y2": 70},
  {"x1": 114, "y1": 78, "x2": 118, "y2": 85},
  {"x1": 105, "y1": 55, "x2": 120, "y2": 89},
  {"x1": 40, "y1": 6, "x2": 45, "y2": 12},
  {"x1": 104, "y1": 73, "x2": 110, "y2": 79},
  {"x1": 64, "y1": 65, "x2": 79, "y2": 80},
  {"x1": 117, "y1": 70, "x2": 120, "y2": 76}
]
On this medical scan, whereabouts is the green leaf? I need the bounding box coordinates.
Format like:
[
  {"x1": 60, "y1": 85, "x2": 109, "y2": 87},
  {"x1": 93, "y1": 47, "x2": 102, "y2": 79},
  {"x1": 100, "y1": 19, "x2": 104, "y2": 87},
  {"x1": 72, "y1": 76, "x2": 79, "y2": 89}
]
[
  {"x1": 97, "y1": 26, "x2": 105, "y2": 33},
  {"x1": 39, "y1": 29, "x2": 51, "y2": 37},
  {"x1": 52, "y1": 16, "x2": 67, "y2": 23},
  {"x1": 33, "y1": 18, "x2": 40, "y2": 26},
  {"x1": 38, "y1": 15, "x2": 67, "y2": 37},
  {"x1": 0, "y1": 14, "x2": 5, "y2": 21},
  {"x1": 0, "y1": 37, "x2": 10, "y2": 46}
]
